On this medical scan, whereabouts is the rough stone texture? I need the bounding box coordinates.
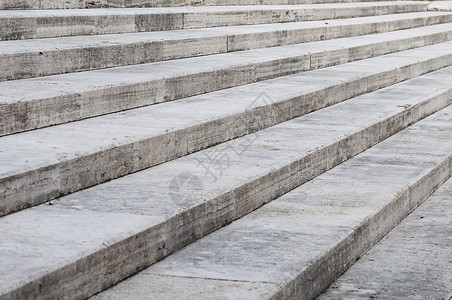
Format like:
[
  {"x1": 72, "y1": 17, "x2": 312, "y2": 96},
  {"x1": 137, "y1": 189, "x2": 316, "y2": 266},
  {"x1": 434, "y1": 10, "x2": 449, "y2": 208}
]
[
  {"x1": 2, "y1": 24, "x2": 452, "y2": 137},
  {"x1": 1, "y1": 1, "x2": 452, "y2": 299},
  {"x1": 2, "y1": 12, "x2": 451, "y2": 82},
  {"x1": 0, "y1": 2, "x2": 429, "y2": 40},
  {"x1": 0, "y1": 0, "x2": 84, "y2": 9},
  {"x1": 2, "y1": 40, "x2": 452, "y2": 217},
  {"x1": 1, "y1": 67, "x2": 452, "y2": 300},
  {"x1": 319, "y1": 179, "x2": 452, "y2": 300},
  {"x1": 94, "y1": 275, "x2": 282, "y2": 300},
  {"x1": 92, "y1": 105, "x2": 452, "y2": 300},
  {"x1": 0, "y1": 0, "x2": 425, "y2": 9}
]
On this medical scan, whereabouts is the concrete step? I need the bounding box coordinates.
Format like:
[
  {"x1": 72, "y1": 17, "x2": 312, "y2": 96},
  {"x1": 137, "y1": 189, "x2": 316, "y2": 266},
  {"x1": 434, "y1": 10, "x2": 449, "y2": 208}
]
[
  {"x1": 0, "y1": 0, "x2": 405, "y2": 10},
  {"x1": 2, "y1": 11, "x2": 452, "y2": 82},
  {"x1": 0, "y1": 64, "x2": 451, "y2": 300},
  {"x1": 0, "y1": 2, "x2": 429, "y2": 40},
  {"x1": 90, "y1": 101, "x2": 452, "y2": 300},
  {"x1": 2, "y1": 40, "x2": 452, "y2": 217},
  {"x1": 319, "y1": 178, "x2": 452, "y2": 299},
  {"x1": 3, "y1": 23, "x2": 452, "y2": 138}
]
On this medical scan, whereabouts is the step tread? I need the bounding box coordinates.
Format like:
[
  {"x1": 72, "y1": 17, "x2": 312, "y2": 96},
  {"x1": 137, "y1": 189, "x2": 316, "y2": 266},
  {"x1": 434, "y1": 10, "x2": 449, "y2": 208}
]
[
  {"x1": 5, "y1": 11, "x2": 449, "y2": 52},
  {"x1": 0, "y1": 0, "x2": 418, "y2": 10},
  {"x1": 5, "y1": 22, "x2": 451, "y2": 103},
  {"x1": 91, "y1": 103, "x2": 452, "y2": 300},
  {"x1": 3, "y1": 12, "x2": 449, "y2": 55},
  {"x1": 2, "y1": 11, "x2": 451, "y2": 81},
  {"x1": 0, "y1": 2, "x2": 429, "y2": 40},
  {"x1": 1, "y1": 40, "x2": 452, "y2": 176},
  {"x1": 0, "y1": 2, "x2": 427, "y2": 17},
  {"x1": 2, "y1": 22, "x2": 452, "y2": 139},
  {"x1": 1, "y1": 65, "x2": 451, "y2": 299},
  {"x1": 319, "y1": 178, "x2": 452, "y2": 300},
  {"x1": 2, "y1": 39, "x2": 452, "y2": 216}
]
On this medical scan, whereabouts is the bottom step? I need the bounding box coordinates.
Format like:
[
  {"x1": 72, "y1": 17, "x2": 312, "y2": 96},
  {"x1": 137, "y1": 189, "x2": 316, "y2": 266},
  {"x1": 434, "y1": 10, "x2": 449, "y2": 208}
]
[
  {"x1": 319, "y1": 177, "x2": 452, "y2": 300},
  {"x1": 92, "y1": 104, "x2": 452, "y2": 299}
]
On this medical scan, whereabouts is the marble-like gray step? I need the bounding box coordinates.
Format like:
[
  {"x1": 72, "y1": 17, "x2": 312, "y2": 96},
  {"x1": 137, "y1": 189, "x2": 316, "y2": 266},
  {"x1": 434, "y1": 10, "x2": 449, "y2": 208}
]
[
  {"x1": 319, "y1": 179, "x2": 452, "y2": 300},
  {"x1": 2, "y1": 40, "x2": 452, "y2": 217},
  {"x1": 1, "y1": 64, "x2": 452, "y2": 300},
  {"x1": 3, "y1": 23, "x2": 452, "y2": 138},
  {"x1": 0, "y1": 0, "x2": 403, "y2": 10},
  {"x1": 0, "y1": 2, "x2": 429, "y2": 40},
  {"x1": 90, "y1": 104, "x2": 452, "y2": 300},
  {"x1": 2, "y1": 12, "x2": 452, "y2": 82}
]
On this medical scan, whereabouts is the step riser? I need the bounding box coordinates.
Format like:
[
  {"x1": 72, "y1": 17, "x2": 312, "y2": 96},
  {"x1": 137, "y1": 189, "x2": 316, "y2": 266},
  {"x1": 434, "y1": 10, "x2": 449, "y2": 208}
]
[
  {"x1": 0, "y1": 0, "x2": 407, "y2": 10},
  {"x1": 2, "y1": 28, "x2": 452, "y2": 138},
  {"x1": 284, "y1": 162, "x2": 450, "y2": 299},
  {"x1": 4, "y1": 79, "x2": 452, "y2": 300},
  {"x1": 3, "y1": 14, "x2": 451, "y2": 82},
  {"x1": 2, "y1": 49, "x2": 452, "y2": 217},
  {"x1": 0, "y1": 3, "x2": 428, "y2": 41}
]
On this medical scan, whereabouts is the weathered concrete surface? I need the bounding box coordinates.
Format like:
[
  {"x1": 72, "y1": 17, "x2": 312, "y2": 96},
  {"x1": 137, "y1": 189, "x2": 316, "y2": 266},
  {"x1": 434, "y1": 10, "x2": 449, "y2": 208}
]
[
  {"x1": 1, "y1": 67, "x2": 452, "y2": 300},
  {"x1": 90, "y1": 275, "x2": 282, "y2": 299},
  {"x1": 0, "y1": 1, "x2": 450, "y2": 299},
  {"x1": 2, "y1": 24, "x2": 452, "y2": 138},
  {"x1": 429, "y1": 1, "x2": 452, "y2": 12},
  {"x1": 0, "y1": 0, "x2": 85, "y2": 9},
  {"x1": 92, "y1": 105, "x2": 452, "y2": 300},
  {"x1": 319, "y1": 179, "x2": 452, "y2": 300},
  {"x1": 2, "y1": 41, "x2": 452, "y2": 217},
  {"x1": 0, "y1": 2, "x2": 429, "y2": 40},
  {"x1": 2, "y1": 12, "x2": 452, "y2": 81},
  {"x1": 0, "y1": 0, "x2": 426, "y2": 9}
]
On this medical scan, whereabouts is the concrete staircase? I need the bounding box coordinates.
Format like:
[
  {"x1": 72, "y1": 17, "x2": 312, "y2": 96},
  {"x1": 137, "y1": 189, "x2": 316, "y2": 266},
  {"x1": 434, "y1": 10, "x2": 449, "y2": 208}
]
[{"x1": 0, "y1": 1, "x2": 451, "y2": 299}]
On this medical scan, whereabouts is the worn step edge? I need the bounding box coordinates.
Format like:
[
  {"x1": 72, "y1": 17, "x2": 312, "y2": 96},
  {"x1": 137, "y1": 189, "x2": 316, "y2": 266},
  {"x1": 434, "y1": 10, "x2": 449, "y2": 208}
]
[
  {"x1": 2, "y1": 23, "x2": 452, "y2": 138},
  {"x1": 2, "y1": 12, "x2": 451, "y2": 81},
  {"x1": 1, "y1": 66, "x2": 451, "y2": 299},
  {"x1": 90, "y1": 104, "x2": 452, "y2": 300},
  {"x1": 0, "y1": 2, "x2": 429, "y2": 40},
  {"x1": 0, "y1": 0, "x2": 407, "y2": 10},
  {"x1": 2, "y1": 40, "x2": 452, "y2": 217},
  {"x1": 319, "y1": 177, "x2": 452, "y2": 300}
]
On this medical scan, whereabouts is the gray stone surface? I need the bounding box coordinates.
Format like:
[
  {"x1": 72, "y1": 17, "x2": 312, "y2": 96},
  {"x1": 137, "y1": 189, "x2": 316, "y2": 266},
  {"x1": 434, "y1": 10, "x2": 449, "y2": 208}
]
[
  {"x1": 92, "y1": 105, "x2": 452, "y2": 300},
  {"x1": 2, "y1": 11, "x2": 451, "y2": 81},
  {"x1": 2, "y1": 23, "x2": 452, "y2": 137},
  {"x1": 0, "y1": 0, "x2": 85, "y2": 9},
  {"x1": 96, "y1": 275, "x2": 281, "y2": 300},
  {"x1": 319, "y1": 178, "x2": 452, "y2": 300},
  {"x1": 0, "y1": 0, "x2": 406, "y2": 9},
  {"x1": 2, "y1": 40, "x2": 452, "y2": 216},
  {"x1": 429, "y1": 1, "x2": 452, "y2": 12},
  {"x1": 0, "y1": 2, "x2": 429, "y2": 40},
  {"x1": 1, "y1": 1, "x2": 451, "y2": 299},
  {"x1": 1, "y1": 67, "x2": 452, "y2": 300}
]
